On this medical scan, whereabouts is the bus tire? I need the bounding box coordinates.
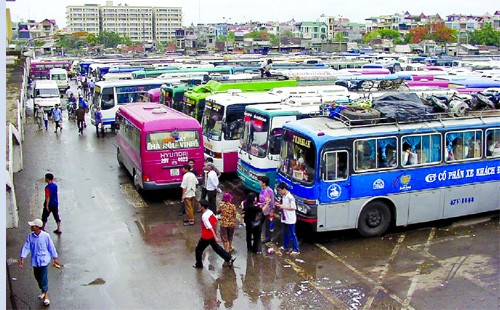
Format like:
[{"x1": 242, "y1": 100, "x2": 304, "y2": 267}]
[
  {"x1": 357, "y1": 201, "x2": 391, "y2": 237},
  {"x1": 133, "y1": 171, "x2": 142, "y2": 192},
  {"x1": 117, "y1": 148, "x2": 124, "y2": 167},
  {"x1": 341, "y1": 108, "x2": 380, "y2": 125}
]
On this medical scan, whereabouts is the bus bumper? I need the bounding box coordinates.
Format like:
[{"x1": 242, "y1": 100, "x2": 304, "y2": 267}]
[
  {"x1": 142, "y1": 181, "x2": 182, "y2": 191},
  {"x1": 237, "y1": 170, "x2": 261, "y2": 193}
]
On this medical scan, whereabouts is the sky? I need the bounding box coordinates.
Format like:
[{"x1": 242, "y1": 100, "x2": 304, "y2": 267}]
[{"x1": 6, "y1": 0, "x2": 500, "y2": 28}]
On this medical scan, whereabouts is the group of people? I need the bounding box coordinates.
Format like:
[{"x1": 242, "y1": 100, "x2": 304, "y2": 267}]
[
  {"x1": 33, "y1": 104, "x2": 64, "y2": 133},
  {"x1": 65, "y1": 89, "x2": 104, "y2": 137},
  {"x1": 181, "y1": 158, "x2": 300, "y2": 270}
]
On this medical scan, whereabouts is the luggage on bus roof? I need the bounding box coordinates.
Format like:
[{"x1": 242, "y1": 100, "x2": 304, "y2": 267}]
[{"x1": 372, "y1": 93, "x2": 435, "y2": 122}]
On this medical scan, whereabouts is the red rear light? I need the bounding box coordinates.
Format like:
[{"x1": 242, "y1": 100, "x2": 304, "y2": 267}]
[
  {"x1": 143, "y1": 175, "x2": 150, "y2": 182},
  {"x1": 214, "y1": 152, "x2": 222, "y2": 159}
]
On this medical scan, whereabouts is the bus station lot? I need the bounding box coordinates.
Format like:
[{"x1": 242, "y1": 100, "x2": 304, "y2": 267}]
[{"x1": 6, "y1": 106, "x2": 499, "y2": 309}]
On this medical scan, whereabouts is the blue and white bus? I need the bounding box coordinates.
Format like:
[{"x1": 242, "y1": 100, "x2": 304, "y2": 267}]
[{"x1": 276, "y1": 111, "x2": 500, "y2": 237}]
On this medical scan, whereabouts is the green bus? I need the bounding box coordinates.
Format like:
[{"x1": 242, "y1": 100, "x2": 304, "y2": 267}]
[
  {"x1": 182, "y1": 79, "x2": 298, "y2": 122},
  {"x1": 131, "y1": 67, "x2": 235, "y2": 79},
  {"x1": 160, "y1": 82, "x2": 198, "y2": 112}
]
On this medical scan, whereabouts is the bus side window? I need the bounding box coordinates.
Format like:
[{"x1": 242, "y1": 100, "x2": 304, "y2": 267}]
[
  {"x1": 377, "y1": 137, "x2": 397, "y2": 169},
  {"x1": 323, "y1": 151, "x2": 349, "y2": 181},
  {"x1": 486, "y1": 129, "x2": 500, "y2": 157},
  {"x1": 446, "y1": 130, "x2": 482, "y2": 162},
  {"x1": 355, "y1": 140, "x2": 375, "y2": 171}
]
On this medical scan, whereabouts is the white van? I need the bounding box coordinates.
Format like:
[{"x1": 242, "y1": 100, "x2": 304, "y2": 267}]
[
  {"x1": 49, "y1": 68, "x2": 69, "y2": 92},
  {"x1": 32, "y1": 80, "x2": 62, "y2": 111}
]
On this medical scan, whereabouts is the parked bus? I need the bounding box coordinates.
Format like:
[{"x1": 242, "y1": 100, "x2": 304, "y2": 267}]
[
  {"x1": 159, "y1": 78, "x2": 204, "y2": 111},
  {"x1": 131, "y1": 67, "x2": 235, "y2": 79},
  {"x1": 238, "y1": 102, "x2": 324, "y2": 192},
  {"x1": 30, "y1": 60, "x2": 71, "y2": 79},
  {"x1": 90, "y1": 78, "x2": 175, "y2": 130},
  {"x1": 182, "y1": 79, "x2": 297, "y2": 122},
  {"x1": 115, "y1": 103, "x2": 204, "y2": 191},
  {"x1": 202, "y1": 91, "x2": 286, "y2": 173},
  {"x1": 275, "y1": 111, "x2": 500, "y2": 237}
]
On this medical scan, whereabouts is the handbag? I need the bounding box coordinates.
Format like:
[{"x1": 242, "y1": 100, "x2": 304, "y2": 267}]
[{"x1": 252, "y1": 212, "x2": 263, "y2": 228}]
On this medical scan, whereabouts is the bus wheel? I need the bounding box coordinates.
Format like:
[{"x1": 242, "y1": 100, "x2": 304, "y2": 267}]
[
  {"x1": 357, "y1": 201, "x2": 391, "y2": 237},
  {"x1": 133, "y1": 171, "x2": 141, "y2": 192},
  {"x1": 117, "y1": 148, "x2": 124, "y2": 167}
]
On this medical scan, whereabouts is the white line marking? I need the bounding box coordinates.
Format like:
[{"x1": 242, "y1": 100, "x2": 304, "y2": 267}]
[
  {"x1": 403, "y1": 228, "x2": 436, "y2": 308},
  {"x1": 316, "y1": 243, "x2": 414, "y2": 309}
]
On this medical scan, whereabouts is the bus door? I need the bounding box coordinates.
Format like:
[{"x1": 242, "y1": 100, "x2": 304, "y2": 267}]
[{"x1": 318, "y1": 150, "x2": 351, "y2": 231}]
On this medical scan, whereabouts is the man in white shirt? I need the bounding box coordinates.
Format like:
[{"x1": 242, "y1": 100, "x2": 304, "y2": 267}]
[
  {"x1": 205, "y1": 163, "x2": 219, "y2": 213},
  {"x1": 181, "y1": 164, "x2": 198, "y2": 226},
  {"x1": 275, "y1": 182, "x2": 300, "y2": 255}
]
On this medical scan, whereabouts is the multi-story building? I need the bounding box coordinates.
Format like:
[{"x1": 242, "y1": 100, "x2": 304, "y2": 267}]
[
  {"x1": 66, "y1": 4, "x2": 100, "y2": 34},
  {"x1": 100, "y1": 4, "x2": 154, "y2": 41},
  {"x1": 66, "y1": 1, "x2": 182, "y2": 44},
  {"x1": 153, "y1": 7, "x2": 183, "y2": 43}
]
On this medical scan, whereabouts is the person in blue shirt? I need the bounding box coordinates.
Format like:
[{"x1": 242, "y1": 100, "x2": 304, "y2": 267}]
[
  {"x1": 51, "y1": 104, "x2": 63, "y2": 133},
  {"x1": 19, "y1": 218, "x2": 59, "y2": 307},
  {"x1": 42, "y1": 173, "x2": 62, "y2": 234}
]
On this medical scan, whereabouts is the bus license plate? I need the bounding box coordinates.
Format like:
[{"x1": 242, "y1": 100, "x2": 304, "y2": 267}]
[{"x1": 171, "y1": 168, "x2": 179, "y2": 176}]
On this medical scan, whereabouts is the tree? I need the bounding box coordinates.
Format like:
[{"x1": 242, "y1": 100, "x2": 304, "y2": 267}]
[
  {"x1": 468, "y1": 23, "x2": 500, "y2": 46},
  {"x1": 244, "y1": 30, "x2": 269, "y2": 41},
  {"x1": 97, "y1": 31, "x2": 123, "y2": 48},
  {"x1": 407, "y1": 22, "x2": 457, "y2": 43},
  {"x1": 362, "y1": 29, "x2": 402, "y2": 43},
  {"x1": 333, "y1": 32, "x2": 348, "y2": 42}
]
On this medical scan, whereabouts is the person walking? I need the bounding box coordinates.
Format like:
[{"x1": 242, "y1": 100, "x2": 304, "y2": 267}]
[
  {"x1": 35, "y1": 105, "x2": 44, "y2": 130},
  {"x1": 181, "y1": 164, "x2": 198, "y2": 226},
  {"x1": 76, "y1": 104, "x2": 86, "y2": 135},
  {"x1": 205, "y1": 163, "x2": 219, "y2": 213},
  {"x1": 276, "y1": 182, "x2": 300, "y2": 255},
  {"x1": 240, "y1": 192, "x2": 263, "y2": 254},
  {"x1": 19, "y1": 218, "x2": 60, "y2": 306},
  {"x1": 193, "y1": 199, "x2": 235, "y2": 269},
  {"x1": 43, "y1": 109, "x2": 49, "y2": 130},
  {"x1": 94, "y1": 106, "x2": 104, "y2": 138},
  {"x1": 216, "y1": 192, "x2": 237, "y2": 253},
  {"x1": 258, "y1": 176, "x2": 275, "y2": 243},
  {"x1": 41, "y1": 173, "x2": 62, "y2": 234},
  {"x1": 52, "y1": 104, "x2": 63, "y2": 133}
]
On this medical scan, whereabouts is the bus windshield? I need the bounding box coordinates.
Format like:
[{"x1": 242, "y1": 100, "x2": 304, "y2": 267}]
[
  {"x1": 202, "y1": 107, "x2": 224, "y2": 141},
  {"x1": 279, "y1": 130, "x2": 316, "y2": 184},
  {"x1": 94, "y1": 86, "x2": 115, "y2": 110},
  {"x1": 146, "y1": 130, "x2": 200, "y2": 151},
  {"x1": 50, "y1": 74, "x2": 66, "y2": 80},
  {"x1": 241, "y1": 112, "x2": 270, "y2": 158}
]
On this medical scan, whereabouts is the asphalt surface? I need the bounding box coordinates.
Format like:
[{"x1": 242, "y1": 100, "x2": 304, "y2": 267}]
[{"x1": 6, "y1": 86, "x2": 500, "y2": 310}]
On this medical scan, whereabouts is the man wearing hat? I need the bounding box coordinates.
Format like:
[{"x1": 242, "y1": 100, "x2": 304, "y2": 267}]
[
  {"x1": 19, "y1": 219, "x2": 60, "y2": 306},
  {"x1": 193, "y1": 199, "x2": 235, "y2": 269}
]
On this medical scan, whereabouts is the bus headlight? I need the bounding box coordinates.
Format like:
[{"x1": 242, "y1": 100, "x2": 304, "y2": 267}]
[{"x1": 296, "y1": 203, "x2": 309, "y2": 214}]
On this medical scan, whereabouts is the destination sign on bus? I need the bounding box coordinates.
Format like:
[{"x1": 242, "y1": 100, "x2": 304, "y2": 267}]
[
  {"x1": 205, "y1": 101, "x2": 223, "y2": 112},
  {"x1": 292, "y1": 135, "x2": 311, "y2": 148}
]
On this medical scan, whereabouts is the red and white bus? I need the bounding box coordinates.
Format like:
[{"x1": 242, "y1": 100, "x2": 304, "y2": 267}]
[{"x1": 116, "y1": 103, "x2": 204, "y2": 191}]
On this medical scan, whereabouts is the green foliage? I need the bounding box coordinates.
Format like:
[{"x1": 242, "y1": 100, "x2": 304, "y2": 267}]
[
  {"x1": 244, "y1": 30, "x2": 270, "y2": 41},
  {"x1": 363, "y1": 29, "x2": 402, "y2": 43},
  {"x1": 97, "y1": 31, "x2": 123, "y2": 48},
  {"x1": 269, "y1": 33, "x2": 279, "y2": 45},
  {"x1": 468, "y1": 23, "x2": 500, "y2": 46},
  {"x1": 333, "y1": 32, "x2": 348, "y2": 42}
]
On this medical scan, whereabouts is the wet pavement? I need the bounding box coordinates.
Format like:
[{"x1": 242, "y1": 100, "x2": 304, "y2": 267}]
[{"x1": 6, "y1": 86, "x2": 500, "y2": 309}]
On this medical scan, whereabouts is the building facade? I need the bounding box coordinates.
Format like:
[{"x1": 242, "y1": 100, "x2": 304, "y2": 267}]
[{"x1": 66, "y1": 1, "x2": 182, "y2": 43}]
